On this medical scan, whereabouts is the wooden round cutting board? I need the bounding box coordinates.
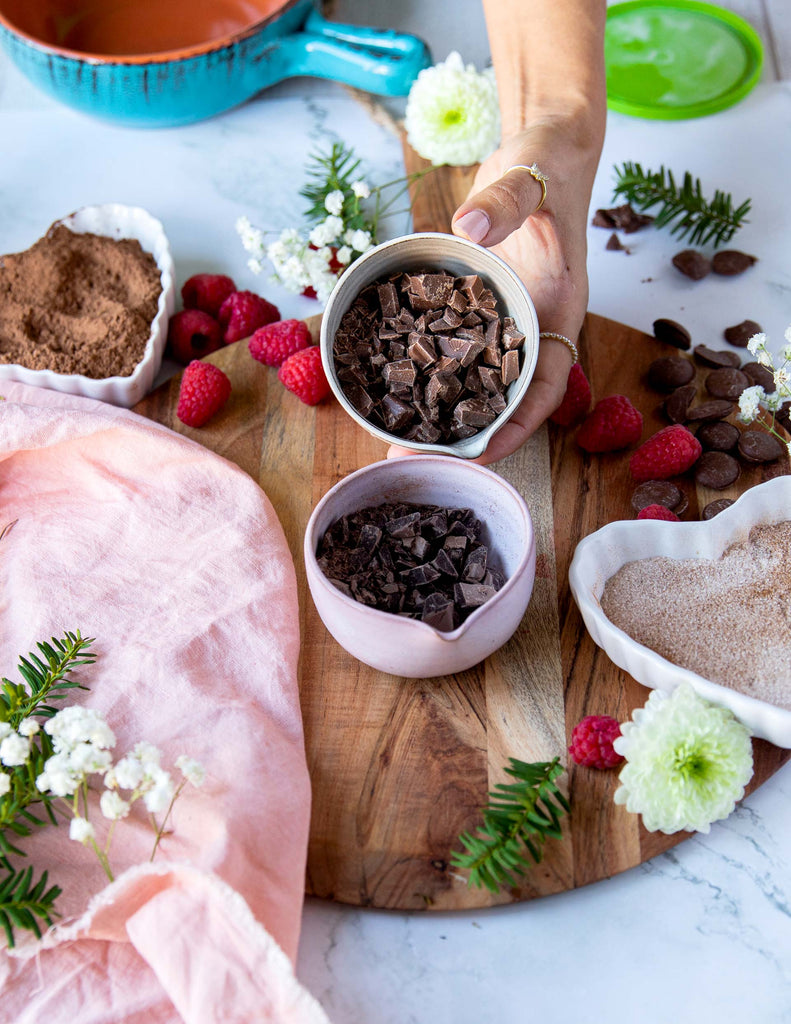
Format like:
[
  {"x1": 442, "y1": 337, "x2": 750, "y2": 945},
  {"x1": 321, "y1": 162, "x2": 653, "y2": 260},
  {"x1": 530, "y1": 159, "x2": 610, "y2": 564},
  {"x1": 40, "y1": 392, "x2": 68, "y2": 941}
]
[{"x1": 132, "y1": 144, "x2": 790, "y2": 910}]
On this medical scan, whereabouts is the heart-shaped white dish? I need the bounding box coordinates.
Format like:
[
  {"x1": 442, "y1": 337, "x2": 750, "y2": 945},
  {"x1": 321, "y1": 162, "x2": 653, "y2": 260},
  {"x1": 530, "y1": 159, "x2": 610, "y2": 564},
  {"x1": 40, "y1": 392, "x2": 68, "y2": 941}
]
[{"x1": 569, "y1": 475, "x2": 791, "y2": 747}]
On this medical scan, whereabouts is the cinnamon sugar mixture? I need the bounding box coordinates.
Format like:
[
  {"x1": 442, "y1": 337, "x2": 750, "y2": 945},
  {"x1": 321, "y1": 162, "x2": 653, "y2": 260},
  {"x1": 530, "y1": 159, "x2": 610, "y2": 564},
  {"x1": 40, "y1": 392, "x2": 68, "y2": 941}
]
[
  {"x1": 601, "y1": 521, "x2": 791, "y2": 711},
  {"x1": 0, "y1": 224, "x2": 162, "y2": 378}
]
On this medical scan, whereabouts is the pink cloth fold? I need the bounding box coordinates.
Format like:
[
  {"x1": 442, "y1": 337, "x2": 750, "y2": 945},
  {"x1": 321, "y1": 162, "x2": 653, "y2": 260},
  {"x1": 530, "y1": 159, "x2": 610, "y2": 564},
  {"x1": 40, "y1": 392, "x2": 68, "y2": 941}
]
[{"x1": 0, "y1": 383, "x2": 327, "y2": 1022}]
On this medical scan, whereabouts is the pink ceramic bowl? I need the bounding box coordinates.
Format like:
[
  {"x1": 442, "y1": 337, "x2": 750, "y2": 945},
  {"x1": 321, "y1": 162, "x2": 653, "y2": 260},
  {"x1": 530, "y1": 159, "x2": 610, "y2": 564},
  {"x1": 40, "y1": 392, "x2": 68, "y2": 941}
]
[{"x1": 304, "y1": 455, "x2": 536, "y2": 678}]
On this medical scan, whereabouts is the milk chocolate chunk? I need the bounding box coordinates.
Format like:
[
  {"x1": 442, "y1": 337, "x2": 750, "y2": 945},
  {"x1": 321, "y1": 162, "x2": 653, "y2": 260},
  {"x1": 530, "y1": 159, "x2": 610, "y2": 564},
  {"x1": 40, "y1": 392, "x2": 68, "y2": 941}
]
[
  {"x1": 382, "y1": 359, "x2": 417, "y2": 387},
  {"x1": 648, "y1": 355, "x2": 695, "y2": 391},
  {"x1": 407, "y1": 333, "x2": 437, "y2": 367},
  {"x1": 705, "y1": 367, "x2": 750, "y2": 400},
  {"x1": 694, "y1": 451, "x2": 740, "y2": 489},
  {"x1": 664, "y1": 384, "x2": 697, "y2": 423},
  {"x1": 737, "y1": 430, "x2": 784, "y2": 463},
  {"x1": 457, "y1": 274, "x2": 485, "y2": 303},
  {"x1": 685, "y1": 400, "x2": 735, "y2": 422},
  {"x1": 672, "y1": 249, "x2": 711, "y2": 280},
  {"x1": 653, "y1": 318, "x2": 691, "y2": 350},
  {"x1": 693, "y1": 345, "x2": 742, "y2": 368},
  {"x1": 454, "y1": 582, "x2": 498, "y2": 608},
  {"x1": 591, "y1": 203, "x2": 654, "y2": 232},
  {"x1": 500, "y1": 349, "x2": 520, "y2": 386},
  {"x1": 696, "y1": 420, "x2": 740, "y2": 451},
  {"x1": 501, "y1": 318, "x2": 525, "y2": 350},
  {"x1": 454, "y1": 397, "x2": 497, "y2": 427},
  {"x1": 630, "y1": 480, "x2": 683, "y2": 514},
  {"x1": 711, "y1": 250, "x2": 757, "y2": 276},
  {"x1": 377, "y1": 282, "x2": 400, "y2": 318},
  {"x1": 701, "y1": 498, "x2": 735, "y2": 520},
  {"x1": 741, "y1": 361, "x2": 774, "y2": 391},
  {"x1": 724, "y1": 319, "x2": 762, "y2": 347}
]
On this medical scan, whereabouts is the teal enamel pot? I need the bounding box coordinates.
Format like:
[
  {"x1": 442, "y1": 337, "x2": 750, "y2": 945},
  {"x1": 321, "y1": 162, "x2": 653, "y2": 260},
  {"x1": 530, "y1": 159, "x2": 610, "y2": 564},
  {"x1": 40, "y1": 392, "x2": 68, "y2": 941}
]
[{"x1": 0, "y1": 0, "x2": 431, "y2": 126}]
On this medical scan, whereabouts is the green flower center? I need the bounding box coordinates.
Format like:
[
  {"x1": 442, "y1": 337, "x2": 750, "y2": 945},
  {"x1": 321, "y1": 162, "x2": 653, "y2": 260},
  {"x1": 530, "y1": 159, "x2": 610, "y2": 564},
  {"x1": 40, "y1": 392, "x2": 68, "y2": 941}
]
[
  {"x1": 672, "y1": 741, "x2": 713, "y2": 782},
  {"x1": 442, "y1": 108, "x2": 465, "y2": 128}
]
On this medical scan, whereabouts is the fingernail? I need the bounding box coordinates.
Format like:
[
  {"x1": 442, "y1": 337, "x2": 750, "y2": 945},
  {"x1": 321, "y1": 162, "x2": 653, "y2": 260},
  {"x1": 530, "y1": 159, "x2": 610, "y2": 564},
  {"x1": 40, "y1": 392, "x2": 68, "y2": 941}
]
[{"x1": 453, "y1": 210, "x2": 490, "y2": 244}]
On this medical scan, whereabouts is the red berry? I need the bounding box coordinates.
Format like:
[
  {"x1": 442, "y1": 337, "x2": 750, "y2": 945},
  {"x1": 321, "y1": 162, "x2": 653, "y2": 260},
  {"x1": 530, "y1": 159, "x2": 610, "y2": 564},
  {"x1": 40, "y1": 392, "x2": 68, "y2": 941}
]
[
  {"x1": 181, "y1": 274, "x2": 236, "y2": 318},
  {"x1": 166, "y1": 309, "x2": 223, "y2": 365},
  {"x1": 576, "y1": 395, "x2": 643, "y2": 452},
  {"x1": 568, "y1": 715, "x2": 624, "y2": 769},
  {"x1": 550, "y1": 362, "x2": 591, "y2": 426},
  {"x1": 637, "y1": 503, "x2": 680, "y2": 522},
  {"x1": 249, "y1": 319, "x2": 312, "y2": 368},
  {"x1": 176, "y1": 360, "x2": 232, "y2": 427},
  {"x1": 630, "y1": 424, "x2": 702, "y2": 482},
  {"x1": 278, "y1": 346, "x2": 330, "y2": 405},
  {"x1": 218, "y1": 290, "x2": 280, "y2": 344}
]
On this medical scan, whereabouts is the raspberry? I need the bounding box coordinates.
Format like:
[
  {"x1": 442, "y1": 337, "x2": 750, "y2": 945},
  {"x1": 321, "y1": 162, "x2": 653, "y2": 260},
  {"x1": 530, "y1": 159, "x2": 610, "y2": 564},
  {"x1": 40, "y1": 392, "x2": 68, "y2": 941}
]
[
  {"x1": 568, "y1": 715, "x2": 624, "y2": 769},
  {"x1": 278, "y1": 346, "x2": 330, "y2": 405},
  {"x1": 576, "y1": 395, "x2": 643, "y2": 452},
  {"x1": 637, "y1": 503, "x2": 680, "y2": 522},
  {"x1": 166, "y1": 309, "x2": 223, "y2": 365},
  {"x1": 550, "y1": 362, "x2": 591, "y2": 426},
  {"x1": 181, "y1": 274, "x2": 237, "y2": 318},
  {"x1": 176, "y1": 360, "x2": 232, "y2": 427},
  {"x1": 630, "y1": 424, "x2": 702, "y2": 482},
  {"x1": 218, "y1": 290, "x2": 280, "y2": 344},
  {"x1": 249, "y1": 319, "x2": 312, "y2": 367}
]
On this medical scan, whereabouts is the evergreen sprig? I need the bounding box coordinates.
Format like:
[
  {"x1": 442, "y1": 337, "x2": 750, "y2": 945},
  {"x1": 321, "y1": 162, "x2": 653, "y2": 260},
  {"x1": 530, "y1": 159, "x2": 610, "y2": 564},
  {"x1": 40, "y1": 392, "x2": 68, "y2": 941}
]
[
  {"x1": 300, "y1": 142, "x2": 365, "y2": 225},
  {"x1": 451, "y1": 757, "x2": 568, "y2": 893},
  {"x1": 0, "y1": 865, "x2": 61, "y2": 947},
  {"x1": 0, "y1": 630, "x2": 95, "y2": 728},
  {"x1": 612, "y1": 162, "x2": 751, "y2": 248}
]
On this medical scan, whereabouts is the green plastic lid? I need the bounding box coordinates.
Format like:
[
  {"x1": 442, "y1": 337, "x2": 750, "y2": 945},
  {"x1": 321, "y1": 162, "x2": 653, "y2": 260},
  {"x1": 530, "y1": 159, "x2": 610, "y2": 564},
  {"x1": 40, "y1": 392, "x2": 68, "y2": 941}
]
[{"x1": 605, "y1": 0, "x2": 764, "y2": 119}]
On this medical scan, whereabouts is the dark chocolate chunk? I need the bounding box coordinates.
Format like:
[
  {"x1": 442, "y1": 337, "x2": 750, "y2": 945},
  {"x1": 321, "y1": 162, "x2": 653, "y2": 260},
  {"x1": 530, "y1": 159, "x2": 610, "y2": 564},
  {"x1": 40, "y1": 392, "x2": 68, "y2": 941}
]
[
  {"x1": 377, "y1": 282, "x2": 400, "y2": 318},
  {"x1": 696, "y1": 420, "x2": 740, "y2": 451},
  {"x1": 630, "y1": 480, "x2": 683, "y2": 514},
  {"x1": 685, "y1": 400, "x2": 735, "y2": 422},
  {"x1": 741, "y1": 361, "x2": 774, "y2": 391},
  {"x1": 705, "y1": 367, "x2": 750, "y2": 400},
  {"x1": 648, "y1": 355, "x2": 695, "y2": 391},
  {"x1": 693, "y1": 345, "x2": 742, "y2": 368},
  {"x1": 605, "y1": 232, "x2": 629, "y2": 252},
  {"x1": 672, "y1": 249, "x2": 711, "y2": 280},
  {"x1": 454, "y1": 582, "x2": 498, "y2": 609},
  {"x1": 723, "y1": 319, "x2": 762, "y2": 347},
  {"x1": 737, "y1": 430, "x2": 784, "y2": 463},
  {"x1": 591, "y1": 203, "x2": 654, "y2": 233},
  {"x1": 653, "y1": 318, "x2": 691, "y2": 350},
  {"x1": 701, "y1": 498, "x2": 735, "y2": 520},
  {"x1": 694, "y1": 451, "x2": 740, "y2": 489},
  {"x1": 664, "y1": 384, "x2": 697, "y2": 423},
  {"x1": 711, "y1": 250, "x2": 757, "y2": 276}
]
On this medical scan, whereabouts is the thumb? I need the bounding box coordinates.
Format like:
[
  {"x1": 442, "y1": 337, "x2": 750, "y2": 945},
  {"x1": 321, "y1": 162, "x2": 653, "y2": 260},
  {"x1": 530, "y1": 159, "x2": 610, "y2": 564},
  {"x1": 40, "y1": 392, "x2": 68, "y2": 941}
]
[{"x1": 451, "y1": 165, "x2": 546, "y2": 247}]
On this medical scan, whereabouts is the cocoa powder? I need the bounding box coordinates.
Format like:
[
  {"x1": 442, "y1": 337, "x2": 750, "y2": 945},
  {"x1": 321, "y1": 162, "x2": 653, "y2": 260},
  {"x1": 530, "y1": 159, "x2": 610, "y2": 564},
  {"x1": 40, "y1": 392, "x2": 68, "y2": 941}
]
[{"x1": 0, "y1": 223, "x2": 162, "y2": 378}]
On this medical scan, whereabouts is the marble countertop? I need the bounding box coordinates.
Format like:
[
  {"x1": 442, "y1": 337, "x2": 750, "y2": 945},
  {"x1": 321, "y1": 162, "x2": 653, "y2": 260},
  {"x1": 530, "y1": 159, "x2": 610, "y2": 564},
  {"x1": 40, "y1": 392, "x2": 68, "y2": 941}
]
[{"x1": 1, "y1": 33, "x2": 790, "y2": 1024}]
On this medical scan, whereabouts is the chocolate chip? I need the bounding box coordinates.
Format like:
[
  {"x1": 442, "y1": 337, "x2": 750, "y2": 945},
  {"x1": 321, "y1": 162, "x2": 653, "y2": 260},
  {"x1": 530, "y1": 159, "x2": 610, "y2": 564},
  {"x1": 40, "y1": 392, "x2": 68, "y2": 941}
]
[
  {"x1": 693, "y1": 345, "x2": 742, "y2": 368},
  {"x1": 694, "y1": 451, "x2": 740, "y2": 489},
  {"x1": 672, "y1": 249, "x2": 711, "y2": 280},
  {"x1": 606, "y1": 233, "x2": 630, "y2": 252},
  {"x1": 686, "y1": 400, "x2": 735, "y2": 422},
  {"x1": 701, "y1": 498, "x2": 735, "y2": 520},
  {"x1": 630, "y1": 480, "x2": 684, "y2": 514},
  {"x1": 653, "y1": 318, "x2": 691, "y2": 350},
  {"x1": 664, "y1": 383, "x2": 697, "y2": 423},
  {"x1": 737, "y1": 430, "x2": 784, "y2": 463},
  {"x1": 723, "y1": 319, "x2": 762, "y2": 347},
  {"x1": 591, "y1": 204, "x2": 654, "y2": 233},
  {"x1": 705, "y1": 367, "x2": 750, "y2": 400},
  {"x1": 711, "y1": 250, "x2": 758, "y2": 276},
  {"x1": 741, "y1": 361, "x2": 774, "y2": 391},
  {"x1": 695, "y1": 420, "x2": 740, "y2": 451},
  {"x1": 647, "y1": 355, "x2": 695, "y2": 391}
]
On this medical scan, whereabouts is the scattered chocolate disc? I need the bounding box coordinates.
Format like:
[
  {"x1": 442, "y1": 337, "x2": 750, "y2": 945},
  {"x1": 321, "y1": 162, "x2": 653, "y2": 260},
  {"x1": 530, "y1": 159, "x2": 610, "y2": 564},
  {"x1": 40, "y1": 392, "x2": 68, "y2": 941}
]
[
  {"x1": 723, "y1": 319, "x2": 762, "y2": 347},
  {"x1": 685, "y1": 400, "x2": 735, "y2": 422},
  {"x1": 693, "y1": 345, "x2": 742, "y2": 368},
  {"x1": 672, "y1": 249, "x2": 711, "y2": 281},
  {"x1": 630, "y1": 480, "x2": 683, "y2": 514},
  {"x1": 696, "y1": 420, "x2": 740, "y2": 451},
  {"x1": 741, "y1": 361, "x2": 774, "y2": 391},
  {"x1": 711, "y1": 250, "x2": 757, "y2": 276},
  {"x1": 647, "y1": 355, "x2": 695, "y2": 391},
  {"x1": 694, "y1": 451, "x2": 740, "y2": 489},
  {"x1": 653, "y1": 318, "x2": 691, "y2": 350},
  {"x1": 738, "y1": 430, "x2": 784, "y2": 463},
  {"x1": 705, "y1": 367, "x2": 750, "y2": 400},
  {"x1": 701, "y1": 498, "x2": 735, "y2": 520},
  {"x1": 777, "y1": 403, "x2": 791, "y2": 433},
  {"x1": 664, "y1": 383, "x2": 697, "y2": 423},
  {"x1": 591, "y1": 204, "x2": 654, "y2": 233}
]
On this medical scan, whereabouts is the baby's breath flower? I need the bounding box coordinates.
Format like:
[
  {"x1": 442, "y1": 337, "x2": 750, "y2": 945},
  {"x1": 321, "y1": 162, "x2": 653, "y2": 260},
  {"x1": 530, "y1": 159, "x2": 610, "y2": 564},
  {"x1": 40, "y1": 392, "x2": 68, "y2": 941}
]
[
  {"x1": 236, "y1": 215, "x2": 265, "y2": 256},
  {"x1": 46, "y1": 707, "x2": 115, "y2": 754},
  {"x1": 613, "y1": 683, "x2": 753, "y2": 834},
  {"x1": 143, "y1": 768, "x2": 175, "y2": 815},
  {"x1": 0, "y1": 723, "x2": 11, "y2": 741},
  {"x1": 100, "y1": 789, "x2": 130, "y2": 821},
  {"x1": 113, "y1": 754, "x2": 145, "y2": 791},
  {"x1": 345, "y1": 228, "x2": 373, "y2": 254},
  {"x1": 324, "y1": 189, "x2": 345, "y2": 216},
  {"x1": 69, "y1": 816, "x2": 95, "y2": 843},
  {"x1": 336, "y1": 245, "x2": 353, "y2": 265},
  {"x1": 247, "y1": 257, "x2": 263, "y2": 274},
  {"x1": 18, "y1": 719, "x2": 39, "y2": 737},
  {"x1": 351, "y1": 180, "x2": 370, "y2": 199},
  {"x1": 0, "y1": 732, "x2": 30, "y2": 767},
  {"x1": 738, "y1": 384, "x2": 764, "y2": 423},
  {"x1": 746, "y1": 332, "x2": 766, "y2": 356},
  {"x1": 66, "y1": 741, "x2": 113, "y2": 775},
  {"x1": 133, "y1": 741, "x2": 161, "y2": 767},
  {"x1": 774, "y1": 366, "x2": 790, "y2": 395},
  {"x1": 176, "y1": 755, "x2": 206, "y2": 788},
  {"x1": 405, "y1": 51, "x2": 500, "y2": 167},
  {"x1": 36, "y1": 752, "x2": 81, "y2": 798},
  {"x1": 0, "y1": 772, "x2": 11, "y2": 797},
  {"x1": 309, "y1": 215, "x2": 344, "y2": 248}
]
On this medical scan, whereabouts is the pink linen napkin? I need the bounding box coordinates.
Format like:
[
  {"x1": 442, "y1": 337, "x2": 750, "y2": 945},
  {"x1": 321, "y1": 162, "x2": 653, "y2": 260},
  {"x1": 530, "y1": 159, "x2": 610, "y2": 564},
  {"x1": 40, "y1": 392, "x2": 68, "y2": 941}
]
[{"x1": 0, "y1": 383, "x2": 327, "y2": 1023}]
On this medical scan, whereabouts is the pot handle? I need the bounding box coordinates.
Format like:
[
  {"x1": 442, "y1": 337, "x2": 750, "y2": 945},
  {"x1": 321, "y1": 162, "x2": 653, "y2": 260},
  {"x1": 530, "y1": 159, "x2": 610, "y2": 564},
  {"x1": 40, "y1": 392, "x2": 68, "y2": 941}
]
[{"x1": 275, "y1": 9, "x2": 431, "y2": 96}]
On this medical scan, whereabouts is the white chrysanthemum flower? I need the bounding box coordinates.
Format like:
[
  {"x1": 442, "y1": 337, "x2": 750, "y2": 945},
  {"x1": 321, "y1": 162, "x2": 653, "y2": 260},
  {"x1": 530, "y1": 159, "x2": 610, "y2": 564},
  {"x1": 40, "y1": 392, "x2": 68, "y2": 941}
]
[
  {"x1": 176, "y1": 755, "x2": 206, "y2": 788},
  {"x1": 69, "y1": 816, "x2": 95, "y2": 843},
  {"x1": 36, "y1": 753, "x2": 80, "y2": 798},
  {"x1": 336, "y1": 245, "x2": 353, "y2": 265},
  {"x1": 737, "y1": 384, "x2": 764, "y2": 423},
  {"x1": 143, "y1": 767, "x2": 175, "y2": 814},
  {"x1": 309, "y1": 215, "x2": 344, "y2": 248},
  {"x1": 113, "y1": 754, "x2": 145, "y2": 791},
  {"x1": 351, "y1": 180, "x2": 370, "y2": 199},
  {"x1": 0, "y1": 732, "x2": 29, "y2": 767},
  {"x1": 405, "y1": 51, "x2": 500, "y2": 166},
  {"x1": 0, "y1": 773, "x2": 11, "y2": 797},
  {"x1": 100, "y1": 789, "x2": 130, "y2": 821},
  {"x1": 613, "y1": 683, "x2": 753, "y2": 834},
  {"x1": 324, "y1": 189, "x2": 345, "y2": 216},
  {"x1": 746, "y1": 332, "x2": 766, "y2": 356},
  {"x1": 18, "y1": 719, "x2": 39, "y2": 737}
]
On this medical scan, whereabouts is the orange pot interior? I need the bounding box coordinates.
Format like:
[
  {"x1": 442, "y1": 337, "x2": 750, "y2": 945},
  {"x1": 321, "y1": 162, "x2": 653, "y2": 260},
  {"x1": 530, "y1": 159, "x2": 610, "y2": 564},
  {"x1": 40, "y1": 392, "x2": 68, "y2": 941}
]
[{"x1": 0, "y1": 0, "x2": 290, "y2": 56}]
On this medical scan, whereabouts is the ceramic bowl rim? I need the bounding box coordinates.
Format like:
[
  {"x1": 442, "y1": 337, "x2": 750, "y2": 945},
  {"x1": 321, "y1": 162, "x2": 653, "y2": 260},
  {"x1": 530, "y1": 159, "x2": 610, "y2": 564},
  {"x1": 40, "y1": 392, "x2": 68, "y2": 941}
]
[{"x1": 304, "y1": 454, "x2": 536, "y2": 641}]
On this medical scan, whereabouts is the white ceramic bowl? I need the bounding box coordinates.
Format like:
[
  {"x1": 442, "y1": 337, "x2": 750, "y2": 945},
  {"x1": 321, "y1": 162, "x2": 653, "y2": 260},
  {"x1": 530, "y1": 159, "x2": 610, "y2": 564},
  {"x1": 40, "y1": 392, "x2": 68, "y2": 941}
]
[
  {"x1": 0, "y1": 204, "x2": 175, "y2": 407},
  {"x1": 569, "y1": 476, "x2": 791, "y2": 747},
  {"x1": 320, "y1": 232, "x2": 539, "y2": 460},
  {"x1": 304, "y1": 455, "x2": 536, "y2": 678}
]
